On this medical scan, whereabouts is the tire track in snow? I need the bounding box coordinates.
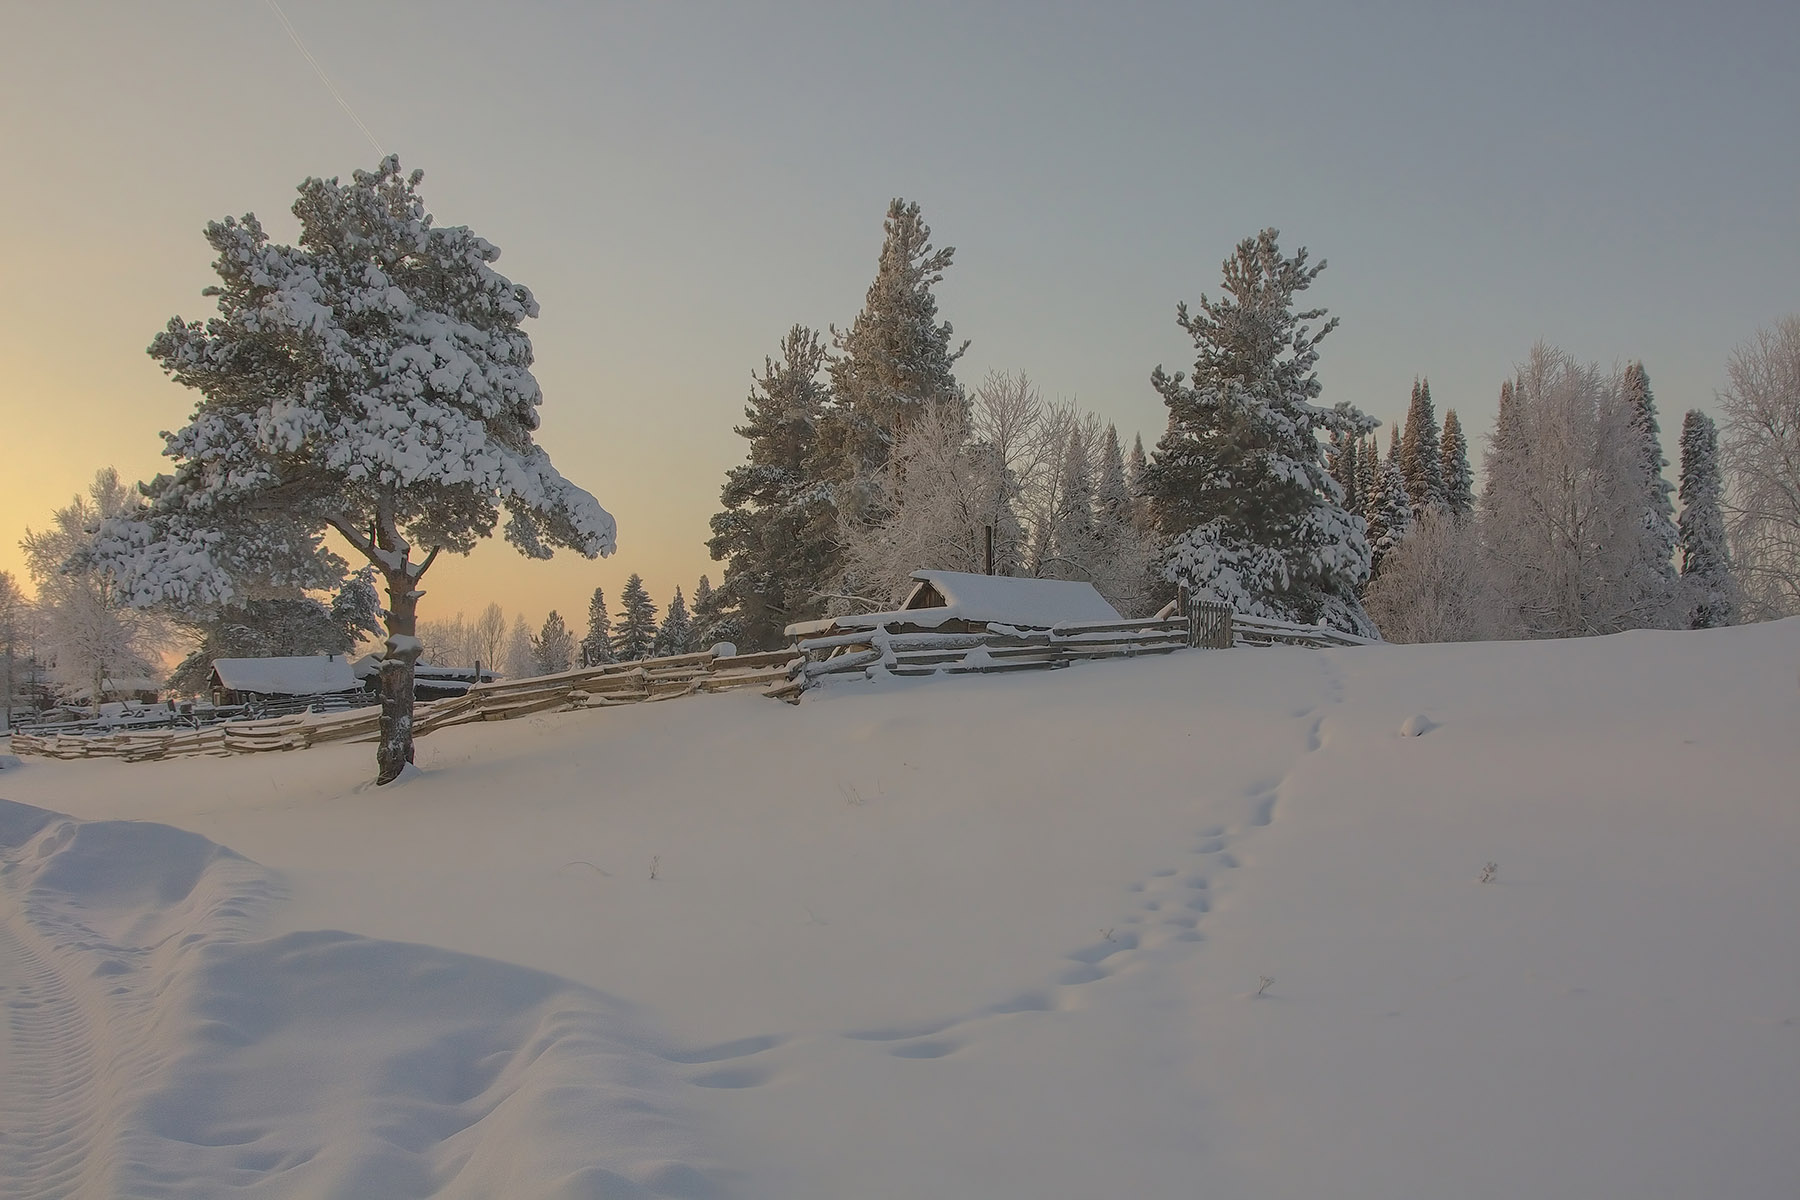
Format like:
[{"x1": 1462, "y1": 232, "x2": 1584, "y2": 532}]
[{"x1": 0, "y1": 913, "x2": 98, "y2": 1200}]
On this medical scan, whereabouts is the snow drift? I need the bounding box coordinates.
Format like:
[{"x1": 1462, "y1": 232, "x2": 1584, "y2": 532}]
[{"x1": 2, "y1": 619, "x2": 1797, "y2": 1198}]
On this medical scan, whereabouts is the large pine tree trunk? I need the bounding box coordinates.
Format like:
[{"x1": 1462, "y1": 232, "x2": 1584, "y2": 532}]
[{"x1": 376, "y1": 574, "x2": 421, "y2": 786}]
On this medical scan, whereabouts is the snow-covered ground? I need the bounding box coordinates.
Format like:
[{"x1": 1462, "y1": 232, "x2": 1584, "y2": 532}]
[{"x1": 2, "y1": 622, "x2": 1797, "y2": 1199}]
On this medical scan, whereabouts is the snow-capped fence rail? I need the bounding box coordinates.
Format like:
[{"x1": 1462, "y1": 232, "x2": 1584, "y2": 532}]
[
  {"x1": 1229, "y1": 613, "x2": 1375, "y2": 649},
  {"x1": 795, "y1": 616, "x2": 1193, "y2": 682},
  {"x1": 796, "y1": 604, "x2": 1372, "y2": 685},
  {"x1": 9, "y1": 648, "x2": 805, "y2": 763}
]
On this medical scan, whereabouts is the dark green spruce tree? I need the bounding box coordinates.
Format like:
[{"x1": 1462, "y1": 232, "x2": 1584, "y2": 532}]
[
  {"x1": 1621, "y1": 362, "x2": 1680, "y2": 626},
  {"x1": 1677, "y1": 409, "x2": 1736, "y2": 628},
  {"x1": 823, "y1": 198, "x2": 968, "y2": 499},
  {"x1": 1439, "y1": 409, "x2": 1474, "y2": 519},
  {"x1": 707, "y1": 326, "x2": 839, "y2": 650},
  {"x1": 610, "y1": 574, "x2": 659, "y2": 662},
  {"x1": 1142, "y1": 230, "x2": 1376, "y2": 634},
  {"x1": 653, "y1": 586, "x2": 695, "y2": 657},
  {"x1": 1400, "y1": 378, "x2": 1444, "y2": 510},
  {"x1": 580, "y1": 586, "x2": 614, "y2": 666}
]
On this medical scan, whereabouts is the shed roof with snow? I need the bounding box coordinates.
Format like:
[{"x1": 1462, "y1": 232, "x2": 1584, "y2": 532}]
[
  {"x1": 209, "y1": 655, "x2": 357, "y2": 697},
  {"x1": 787, "y1": 570, "x2": 1121, "y2": 637}
]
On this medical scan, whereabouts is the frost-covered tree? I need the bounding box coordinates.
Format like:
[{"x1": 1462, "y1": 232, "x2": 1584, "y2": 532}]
[
  {"x1": 1089, "y1": 426, "x2": 1158, "y2": 615},
  {"x1": 1481, "y1": 345, "x2": 1655, "y2": 638},
  {"x1": 532, "y1": 610, "x2": 575, "y2": 675},
  {"x1": 611, "y1": 574, "x2": 658, "y2": 662},
  {"x1": 708, "y1": 326, "x2": 840, "y2": 649},
  {"x1": 94, "y1": 158, "x2": 613, "y2": 782},
  {"x1": 1719, "y1": 315, "x2": 1800, "y2": 619},
  {"x1": 1364, "y1": 507, "x2": 1499, "y2": 643},
  {"x1": 417, "y1": 612, "x2": 473, "y2": 668},
  {"x1": 23, "y1": 468, "x2": 167, "y2": 704},
  {"x1": 1045, "y1": 426, "x2": 1097, "y2": 576},
  {"x1": 823, "y1": 198, "x2": 968, "y2": 498},
  {"x1": 502, "y1": 614, "x2": 536, "y2": 679},
  {"x1": 1620, "y1": 362, "x2": 1680, "y2": 626},
  {"x1": 1440, "y1": 409, "x2": 1474, "y2": 519},
  {"x1": 0, "y1": 571, "x2": 25, "y2": 731},
  {"x1": 1677, "y1": 409, "x2": 1737, "y2": 628},
  {"x1": 1126, "y1": 433, "x2": 1149, "y2": 498},
  {"x1": 653, "y1": 587, "x2": 695, "y2": 658},
  {"x1": 1143, "y1": 231, "x2": 1375, "y2": 633},
  {"x1": 580, "y1": 587, "x2": 614, "y2": 666},
  {"x1": 1400, "y1": 379, "x2": 1445, "y2": 511},
  {"x1": 838, "y1": 400, "x2": 1023, "y2": 606},
  {"x1": 469, "y1": 601, "x2": 507, "y2": 672}
]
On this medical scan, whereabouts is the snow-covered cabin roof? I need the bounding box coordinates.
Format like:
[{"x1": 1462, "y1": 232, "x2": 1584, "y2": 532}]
[
  {"x1": 210, "y1": 655, "x2": 356, "y2": 696},
  {"x1": 349, "y1": 655, "x2": 496, "y2": 683},
  {"x1": 786, "y1": 570, "x2": 1122, "y2": 636}
]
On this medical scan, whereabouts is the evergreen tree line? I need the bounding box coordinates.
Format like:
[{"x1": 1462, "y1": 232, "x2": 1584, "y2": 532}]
[
  {"x1": 706, "y1": 206, "x2": 1799, "y2": 645},
  {"x1": 1360, "y1": 349, "x2": 1747, "y2": 642}
]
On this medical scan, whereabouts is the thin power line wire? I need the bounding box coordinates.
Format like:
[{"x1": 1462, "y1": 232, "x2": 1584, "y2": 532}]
[{"x1": 265, "y1": 0, "x2": 384, "y2": 157}]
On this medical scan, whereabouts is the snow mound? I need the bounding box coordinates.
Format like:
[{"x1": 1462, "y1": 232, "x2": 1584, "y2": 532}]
[
  {"x1": 1397, "y1": 713, "x2": 1437, "y2": 737},
  {"x1": 0, "y1": 800, "x2": 723, "y2": 1198}
]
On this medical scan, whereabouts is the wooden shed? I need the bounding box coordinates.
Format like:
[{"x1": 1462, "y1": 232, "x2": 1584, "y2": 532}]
[{"x1": 209, "y1": 655, "x2": 359, "y2": 707}]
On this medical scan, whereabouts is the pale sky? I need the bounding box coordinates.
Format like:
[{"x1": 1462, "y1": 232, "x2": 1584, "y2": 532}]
[{"x1": 3, "y1": 1, "x2": 1796, "y2": 638}]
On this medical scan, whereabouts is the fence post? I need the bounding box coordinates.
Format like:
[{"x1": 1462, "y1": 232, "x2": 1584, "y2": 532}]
[{"x1": 1178, "y1": 583, "x2": 1194, "y2": 648}]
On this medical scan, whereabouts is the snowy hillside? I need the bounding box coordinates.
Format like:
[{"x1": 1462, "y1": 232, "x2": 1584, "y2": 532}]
[{"x1": 2, "y1": 622, "x2": 1797, "y2": 1199}]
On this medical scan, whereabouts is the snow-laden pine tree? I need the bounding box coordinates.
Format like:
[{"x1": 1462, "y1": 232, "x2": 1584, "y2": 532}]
[
  {"x1": 1366, "y1": 456, "x2": 1414, "y2": 580},
  {"x1": 1142, "y1": 231, "x2": 1375, "y2": 634},
  {"x1": 1718, "y1": 316, "x2": 1800, "y2": 619},
  {"x1": 690, "y1": 575, "x2": 731, "y2": 651},
  {"x1": 1677, "y1": 410, "x2": 1736, "y2": 628},
  {"x1": 707, "y1": 326, "x2": 839, "y2": 649},
  {"x1": 1620, "y1": 362, "x2": 1680, "y2": 627},
  {"x1": 532, "y1": 611, "x2": 575, "y2": 675},
  {"x1": 611, "y1": 575, "x2": 658, "y2": 662},
  {"x1": 1481, "y1": 345, "x2": 1656, "y2": 638},
  {"x1": 580, "y1": 587, "x2": 614, "y2": 666},
  {"x1": 1096, "y1": 427, "x2": 1133, "y2": 535},
  {"x1": 1439, "y1": 409, "x2": 1474, "y2": 519},
  {"x1": 1400, "y1": 379, "x2": 1445, "y2": 511},
  {"x1": 1327, "y1": 430, "x2": 1359, "y2": 515},
  {"x1": 654, "y1": 587, "x2": 695, "y2": 658},
  {"x1": 1126, "y1": 432, "x2": 1153, "y2": 532},
  {"x1": 95, "y1": 158, "x2": 613, "y2": 783},
  {"x1": 823, "y1": 199, "x2": 968, "y2": 500},
  {"x1": 1356, "y1": 434, "x2": 1380, "y2": 524}
]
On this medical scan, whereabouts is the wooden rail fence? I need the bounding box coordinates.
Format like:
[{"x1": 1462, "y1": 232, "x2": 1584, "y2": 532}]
[
  {"x1": 9, "y1": 605, "x2": 1373, "y2": 765},
  {"x1": 10, "y1": 648, "x2": 804, "y2": 763}
]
